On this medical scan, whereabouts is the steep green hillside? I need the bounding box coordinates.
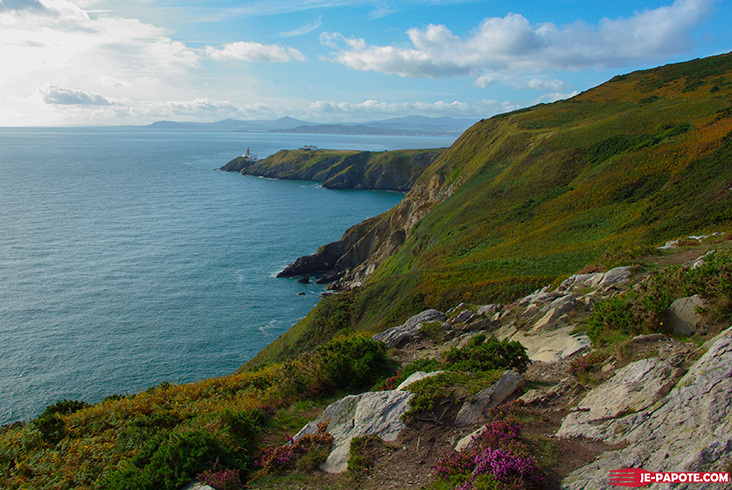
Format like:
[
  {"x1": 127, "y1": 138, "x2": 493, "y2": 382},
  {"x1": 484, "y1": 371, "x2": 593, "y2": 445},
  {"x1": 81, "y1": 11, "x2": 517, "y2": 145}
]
[
  {"x1": 247, "y1": 52, "x2": 732, "y2": 366},
  {"x1": 221, "y1": 148, "x2": 445, "y2": 191}
]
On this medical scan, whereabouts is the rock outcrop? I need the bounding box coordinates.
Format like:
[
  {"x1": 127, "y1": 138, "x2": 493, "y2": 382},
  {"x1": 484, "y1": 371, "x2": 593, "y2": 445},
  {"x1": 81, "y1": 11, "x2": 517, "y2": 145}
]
[
  {"x1": 372, "y1": 309, "x2": 447, "y2": 348},
  {"x1": 562, "y1": 326, "x2": 732, "y2": 489},
  {"x1": 454, "y1": 370, "x2": 524, "y2": 426},
  {"x1": 556, "y1": 357, "x2": 684, "y2": 440},
  {"x1": 293, "y1": 371, "x2": 441, "y2": 473}
]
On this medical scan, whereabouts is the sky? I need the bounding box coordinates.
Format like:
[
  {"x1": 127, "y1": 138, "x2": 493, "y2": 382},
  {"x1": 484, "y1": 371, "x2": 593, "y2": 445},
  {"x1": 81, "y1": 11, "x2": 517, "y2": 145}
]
[{"x1": 0, "y1": 0, "x2": 729, "y2": 126}]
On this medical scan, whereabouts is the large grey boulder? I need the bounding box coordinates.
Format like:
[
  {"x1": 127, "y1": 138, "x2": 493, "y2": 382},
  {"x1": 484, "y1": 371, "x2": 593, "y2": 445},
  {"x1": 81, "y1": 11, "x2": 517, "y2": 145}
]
[
  {"x1": 557, "y1": 357, "x2": 682, "y2": 441},
  {"x1": 666, "y1": 295, "x2": 705, "y2": 336},
  {"x1": 372, "y1": 309, "x2": 446, "y2": 348},
  {"x1": 563, "y1": 326, "x2": 732, "y2": 489},
  {"x1": 454, "y1": 371, "x2": 524, "y2": 427},
  {"x1": 293, "y1": 371, "x2": 441, "y2": 473}
]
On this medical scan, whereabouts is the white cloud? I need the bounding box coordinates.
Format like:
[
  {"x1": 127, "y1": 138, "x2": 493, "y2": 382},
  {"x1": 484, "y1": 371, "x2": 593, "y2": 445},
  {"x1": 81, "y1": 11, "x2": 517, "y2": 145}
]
[
  {"x1": 534, "y1": 91, "x2": 580, "y2": 104},
  {"x1": 474, "y1": 75, "x2": 495, "y2": 88},
  {"x1": 0, "y1": 0, "x2": 199, "y2": 89},
  {"x1": 323, "y1": 0, "x2": 715, "y2": 77},
  {"x1": 527, "y1": 78, "x2": 565, "y2": 92},
  {"x1": 205, "y1": 42, "x2": 305, "y2": 62},
  {"x1": 369, "y1": 1, "x2": 396, "y2": 19},
  {"x1": 280, "y1": 16, "x2": 322, "y2": 37},
  {"x1": 306, "y1": 98, "x2": 504, "y2": 119},
  {"x1": 40, "y1": 84, "x2": 114, "y2": 105},
  {"x1": 0, "y1": 0, "x2": 48, "y2": 12}
]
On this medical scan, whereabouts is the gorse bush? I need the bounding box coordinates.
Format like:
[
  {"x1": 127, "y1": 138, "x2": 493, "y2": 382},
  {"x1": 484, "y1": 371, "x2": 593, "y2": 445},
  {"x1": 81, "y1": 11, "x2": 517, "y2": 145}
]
[
  {"x1": 103, "y1": 429, "x2": 240, "y2": 490},
  {"x1": 32, "y1": 399, "x2": 89, "y2": 445},
  {"x1": 442, "y1": 335, "x2": 530, "y2": 374},
  {"x1": 276, "y1": 335, "x2": 393, "y2": 401}
]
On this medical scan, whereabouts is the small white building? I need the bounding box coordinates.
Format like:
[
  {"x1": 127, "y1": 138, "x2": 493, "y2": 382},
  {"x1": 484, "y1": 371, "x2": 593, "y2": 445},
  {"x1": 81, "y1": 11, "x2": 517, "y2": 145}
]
[
  {"x1": 300, "y1": 145, "x2": 318, "y2": 151},
  {"x1": 242, "y1": 147, "x2": 258, "y2": 162}
]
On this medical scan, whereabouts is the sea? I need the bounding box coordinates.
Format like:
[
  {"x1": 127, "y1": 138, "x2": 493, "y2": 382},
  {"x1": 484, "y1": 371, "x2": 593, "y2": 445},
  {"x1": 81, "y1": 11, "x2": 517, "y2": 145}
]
[{"x1": 0, "y1": 127, "x2": 456, "y2": 425}]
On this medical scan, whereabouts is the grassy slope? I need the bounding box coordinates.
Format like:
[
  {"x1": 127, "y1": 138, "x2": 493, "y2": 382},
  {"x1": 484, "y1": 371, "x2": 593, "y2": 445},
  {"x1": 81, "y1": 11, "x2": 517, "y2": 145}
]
[{"x1": 248, "y1": 52, "x2": 732, "y2": 367}]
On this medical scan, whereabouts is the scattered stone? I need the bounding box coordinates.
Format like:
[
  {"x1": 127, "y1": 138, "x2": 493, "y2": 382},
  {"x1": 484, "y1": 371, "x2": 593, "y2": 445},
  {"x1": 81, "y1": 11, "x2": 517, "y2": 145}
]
[
  {"x1": 455, "y1": 424, "x2": 488, "y2": 453},
  {"x1": 181, "y1": 484, "x2": 214, "y2": 490},
  {"x1": 477, "y1": 304, "x2": 502, "y2": 317},
  {"x1": 691, "y1": 249, "x2": 716, "y2": 269},
  {"x1": 294, "y1": 391, "x2": 413, "y2": 473},
  {"x1": 447, "y1": 309, "x2": 474, "y2": 325},
  {"x1": 658, "y1": 239, "x2": 680, "y2": 249},
  {"x1": 298, "y1": 274, "x2": 310, "y2": 284},
  {"x1": 559, "y1": 266, "x2": 633, "y2": 291},
  {"x1": 454, "y1": 371, "x2": 524, "y2": 427},
  {"x1": 395, "y1": 370, "x2": 445, "y2": 391},
  {"x1": 666, "y1": 295, "x2": 706, "y2": 336}
]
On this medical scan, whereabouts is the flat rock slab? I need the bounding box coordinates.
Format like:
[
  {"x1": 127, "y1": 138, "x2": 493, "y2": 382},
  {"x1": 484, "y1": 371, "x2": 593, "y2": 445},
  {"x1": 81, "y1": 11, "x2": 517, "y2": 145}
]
[
  {"x1": 563, "y1": 326, "x2": 732, "y2": 489},
  {"x1": 557, "y1": 357, "x2": 682, "y2": 441},
  {"x1": 510, "y1": 326, "x2": 591, "y2": 363}
]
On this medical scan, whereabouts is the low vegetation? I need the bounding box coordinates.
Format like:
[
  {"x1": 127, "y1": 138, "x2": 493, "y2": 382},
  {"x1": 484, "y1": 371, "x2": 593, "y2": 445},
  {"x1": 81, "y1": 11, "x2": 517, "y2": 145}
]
[
  {"x1": 587, "y1": 250, "x2": 732, "y2": 346},
  {"x1": 4, "y1": 53, "x2": 732, "y2": 490}
]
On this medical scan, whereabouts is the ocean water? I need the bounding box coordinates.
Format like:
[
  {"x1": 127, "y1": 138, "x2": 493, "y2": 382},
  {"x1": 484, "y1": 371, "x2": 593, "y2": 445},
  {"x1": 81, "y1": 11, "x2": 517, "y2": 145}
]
[{"x1": 0, "y1": 127, "x2": 455, "y2": 425}]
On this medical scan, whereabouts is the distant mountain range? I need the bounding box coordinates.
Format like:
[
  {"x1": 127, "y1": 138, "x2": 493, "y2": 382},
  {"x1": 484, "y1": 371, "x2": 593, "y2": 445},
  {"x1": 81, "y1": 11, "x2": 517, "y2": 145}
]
[{"x1": 146, "y1": 116, "x2": 478, "y2": 136}]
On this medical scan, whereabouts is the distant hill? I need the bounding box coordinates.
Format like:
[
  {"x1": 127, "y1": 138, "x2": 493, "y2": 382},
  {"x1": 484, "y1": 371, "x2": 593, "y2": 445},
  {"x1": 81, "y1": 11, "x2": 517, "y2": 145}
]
[
  {"x1": 147, "y1": 116, "x2": 477, "y2": 136},
  {"x1": 146, "y1": 117, "x2": 313, "y2": 132},
  {"x1": 272, "y1": 116, "x2": 477, "y2": 136}
]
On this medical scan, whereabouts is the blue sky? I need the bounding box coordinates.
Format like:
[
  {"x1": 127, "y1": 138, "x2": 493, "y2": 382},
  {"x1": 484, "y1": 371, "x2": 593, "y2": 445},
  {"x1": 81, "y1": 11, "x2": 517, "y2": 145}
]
[{"x1": 0, "y1": 0, "x2": 729, "y2": 126}]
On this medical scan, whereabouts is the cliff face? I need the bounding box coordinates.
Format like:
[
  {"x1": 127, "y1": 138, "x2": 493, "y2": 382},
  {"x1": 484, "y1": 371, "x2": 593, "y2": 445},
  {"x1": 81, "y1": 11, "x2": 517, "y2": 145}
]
[
  {"x1": 221, "y1": 148, "x2": 444, "y2": 192},
  {"x1": 276, "y1": 168, "x2": 459, "y2": 288}
]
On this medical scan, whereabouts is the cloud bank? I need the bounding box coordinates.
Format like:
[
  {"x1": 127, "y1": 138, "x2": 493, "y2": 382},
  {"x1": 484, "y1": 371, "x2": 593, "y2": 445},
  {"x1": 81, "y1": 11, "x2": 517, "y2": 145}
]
[
  {"x1": 323, "y1": 0, "x2": 714, "y2": 78},
  {"x1": 205, "y1": 42, "x2": 305, "y2": 62}
]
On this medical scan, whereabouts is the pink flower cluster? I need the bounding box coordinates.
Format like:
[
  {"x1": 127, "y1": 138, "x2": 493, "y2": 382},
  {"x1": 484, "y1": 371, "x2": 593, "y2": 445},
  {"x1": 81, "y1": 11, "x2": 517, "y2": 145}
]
[
  {"x1": 196, "y1": 468, "x2": 244, "y2": 490},
  {"x1": 433, "y1": 417, "x2": 543, "y2": 489},
  {"x1": 569, "y1": 351, "x2": 607, "y2": 376}
]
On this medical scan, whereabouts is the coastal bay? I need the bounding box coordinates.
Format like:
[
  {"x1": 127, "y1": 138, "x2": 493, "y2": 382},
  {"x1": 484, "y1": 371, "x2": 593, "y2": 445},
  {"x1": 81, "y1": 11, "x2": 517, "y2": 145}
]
[{"x1": 0, "y1": 128, "x2": 455, "y2": 424}]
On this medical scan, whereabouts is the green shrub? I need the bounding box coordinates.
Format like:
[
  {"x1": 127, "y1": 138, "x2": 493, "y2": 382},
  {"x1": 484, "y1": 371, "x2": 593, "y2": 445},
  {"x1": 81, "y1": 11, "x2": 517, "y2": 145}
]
[
  {"x1": 442, "y1": 335, "x2": 531, "y2": 373},
  {"x1": 403, "y1": 370, "x2": 502, "y2": 422},
  {"x1": 587, "y1": 251, "x2": 732, "y2": 345},
  {"x1": 32, "y1": 399, "x2": 89, "y2": 444},
  {"x1": 277, "y1": 335, "x2": 394, "y2": 400},
  {"x1": 347, "y1": 434, "x2": 382, "y2": 478},
  {"x1": 102, "y1": 430, "x2": 239, "y2": 490}
]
